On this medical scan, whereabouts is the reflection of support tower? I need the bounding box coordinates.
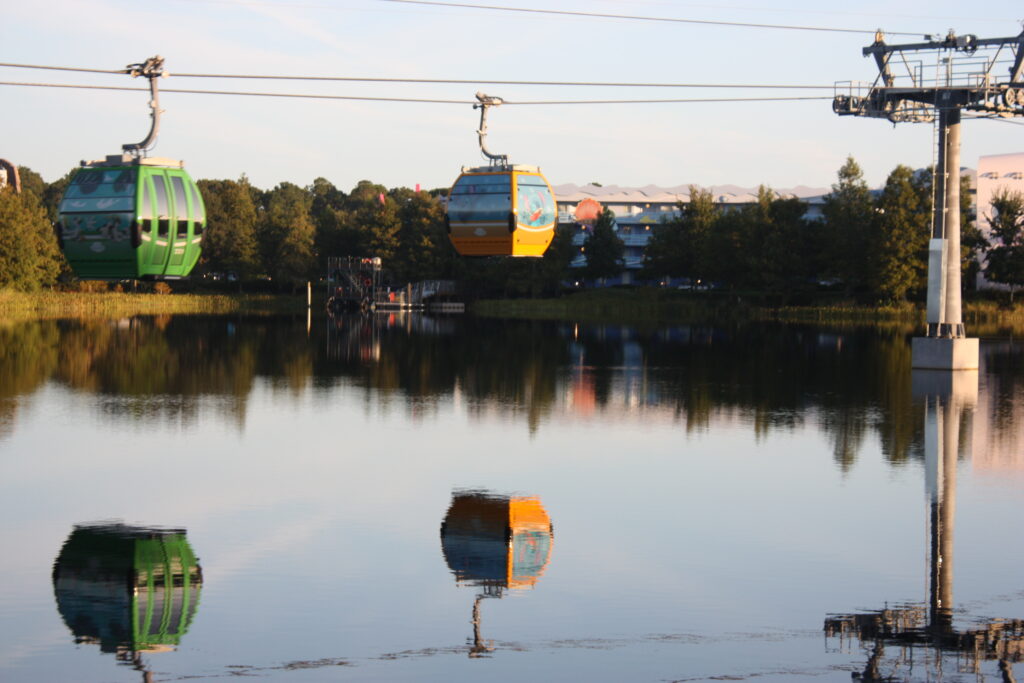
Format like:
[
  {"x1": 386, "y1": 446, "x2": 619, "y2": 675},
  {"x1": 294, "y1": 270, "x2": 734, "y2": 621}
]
[
  {"x1": 921, "y1": 370, "x2": 975, "y2": 636},
  {"x1": 440, "y1": 491, "x2": 553, "y2": 658},
  {"x1": 825, "y1": 371, "x2": 1024, "y2": 678},
  {"x1": 834, "y1": 28, "x2": 1024, "y2": 369}
]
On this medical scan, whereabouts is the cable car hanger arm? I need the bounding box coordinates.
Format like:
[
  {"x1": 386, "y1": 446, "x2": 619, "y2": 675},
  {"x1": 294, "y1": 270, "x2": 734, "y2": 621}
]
[
  {"x1": 475, "y1": 92, "x2": 508, "y2": 167},
  {"x1": 122, "y1": 56, "x2": 165, "y2": 158}
]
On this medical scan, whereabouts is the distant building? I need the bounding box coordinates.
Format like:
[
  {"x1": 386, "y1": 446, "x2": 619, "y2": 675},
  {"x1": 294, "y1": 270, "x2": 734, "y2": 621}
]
[
  {"x1": 0, "y1": 159, "x2": 20, "y2": 193},
  {"x1": 975, "y1": 152, "x2": 1024, "y2": 289},
  {"x1": 554, "y1": 183, "x2": 828, "y2": 285}
]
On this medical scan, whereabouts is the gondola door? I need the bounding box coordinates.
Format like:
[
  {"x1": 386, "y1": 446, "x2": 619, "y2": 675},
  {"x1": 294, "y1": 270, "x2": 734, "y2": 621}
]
[
  {"x1": 167, "y1": 172, "x2": 192, "y2": 270},
  {"x1": 148, "y1": 171, "x2": 172, "y2": 274}
]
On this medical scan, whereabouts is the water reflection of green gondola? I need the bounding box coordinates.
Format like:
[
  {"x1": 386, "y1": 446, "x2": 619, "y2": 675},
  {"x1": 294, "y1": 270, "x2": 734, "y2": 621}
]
[
  {"x1": 52, "y1": 523, "x2": 202, "y2": 678},
  {"x1": 440, "y1": 491, "x2": 553, "y2": 657}
]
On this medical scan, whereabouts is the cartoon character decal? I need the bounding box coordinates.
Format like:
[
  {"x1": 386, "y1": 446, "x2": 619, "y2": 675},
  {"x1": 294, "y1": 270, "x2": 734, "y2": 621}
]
[
  {"x1": 62, "y1": 213, "x2": 131, "y2": 244},
  {"x1": 516, "y1": 177, "x2": 554, "y2": 228}
]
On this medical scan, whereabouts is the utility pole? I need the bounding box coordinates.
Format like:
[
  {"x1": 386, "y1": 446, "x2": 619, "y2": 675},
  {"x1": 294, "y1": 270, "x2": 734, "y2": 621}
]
[{"x1": 834, "y1": 28, "x2": 1024, "y2": 369}]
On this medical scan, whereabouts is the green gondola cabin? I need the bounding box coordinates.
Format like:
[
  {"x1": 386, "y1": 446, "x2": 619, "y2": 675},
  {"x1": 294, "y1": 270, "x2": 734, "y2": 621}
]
[{"x1": 58, "y1": 155, "x2": 205, "y2": 280}]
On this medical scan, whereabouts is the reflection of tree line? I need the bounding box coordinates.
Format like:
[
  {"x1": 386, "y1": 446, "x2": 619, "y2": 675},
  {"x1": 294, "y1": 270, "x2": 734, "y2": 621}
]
[
  {"x1": 983, "y1": 342, "x2": 1024, "y2": 450},
  {"x1": 568, "y1": 323, "x2": 922, "y2": 468},
  {"x1": 566, "y1": 322, "x2": 1022, "y2": 470},
  {"x1": 0, "y1": 319, "x2": 61, "y2": 438},
  {"x1": 0, "y1": 316, "x2": 316, "y2": 430},
  {"x1": 321, "y1": 316, "x2": 567, "y2": 433},
  {"x1": 1, "y1": 316, "x2": 1021, "y2": 467}
]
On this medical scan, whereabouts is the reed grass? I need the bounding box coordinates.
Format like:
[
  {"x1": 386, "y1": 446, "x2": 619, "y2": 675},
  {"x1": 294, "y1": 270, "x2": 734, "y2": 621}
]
[
  {"x1": 473, "y1": 290, "x2": 1024, "y2": 335},
  {"x1": 0, "y1": 289, "x2": 309, "y2": 321}
]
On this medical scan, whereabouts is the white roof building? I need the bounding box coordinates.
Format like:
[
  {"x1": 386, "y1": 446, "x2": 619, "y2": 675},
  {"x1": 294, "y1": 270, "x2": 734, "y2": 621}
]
[
  {"x1": 554, "y1": 182, "x2": 829, "y2": 222},
  {"x1": 976, "y1": 153, "x2": 1024, "y2": 289}
]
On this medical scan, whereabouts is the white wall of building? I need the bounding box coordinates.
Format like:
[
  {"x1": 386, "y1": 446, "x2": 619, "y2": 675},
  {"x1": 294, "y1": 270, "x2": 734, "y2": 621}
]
[{"x1": 976, "y1": 152, "x2": 1024, "y2": 289}]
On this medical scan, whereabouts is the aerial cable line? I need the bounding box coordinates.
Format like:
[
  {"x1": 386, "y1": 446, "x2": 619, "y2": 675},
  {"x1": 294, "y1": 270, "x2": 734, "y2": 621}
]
[
  {"x1": 378, "y1": 0, "x2": 925, "y2": 36},
  {"x1": 0, "y1": 62, "x2": 124, "y2": 75},
  {"x1": 0, "y1": 81, "x2": 475, "y2": 104},
  {"x1": 172, "y1": 73, "x2": 833, "y2": 90},
  {"x1": 0, "y1": 80, "x2": 832, "y2": 105},
  {"x1": 0, "y1": 61, "x2": 833, "y2": 89},
  {"x1": 504, "y1": 96, "x2": 832, "y2": 105}
]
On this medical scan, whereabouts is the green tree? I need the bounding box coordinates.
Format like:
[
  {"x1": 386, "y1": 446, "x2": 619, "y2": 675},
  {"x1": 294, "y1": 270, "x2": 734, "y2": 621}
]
[
  {"x1": 734, "y1": 187, "x2": 774, "y2": 290},
  {"x1": 759, "y1": 190, "x2": 812, "y2": 297},
  {"x1": 308, "y1": 177, "x2": 350, "y2": 269},
  {"x1": 643, "y1": 186, "x2": 718, "y2": 285},
  {"x1": 197, "y1": 178, "x2": 261, "y2": 279},
  {"x1": 392, "y1": 187, "x2": 452, "y2": 283},
  {"x1": 822, "y1": 157, "x2": 875, "y2": 295},
  {"x1": 0, "y1": 186, "x2": 63, "y2": 290},
  {"x1": 16, "y1": 166, "x2": 45, "y2": 199},
  {"x1": 703, "y1": 205, "x2": 745, "y2": 290},
  {"x1": 642, "y1": 214, "x2": 687, "y2": 281},
  {"x1": 259, "y1": 182, "x2": 316, "y2": 284},
  {"x1": 870, "y1": 165, "x2": 931, "y2": 302},
  {"x1": 344, "y1": 181, "x2": 401, "y2": 263},
  {"x1": 582, "y1": 208, "x2": 624, "y2": 282},
  {"x1": 984, "y1": 188, "x2": 1024, "y2": 301},
  {"x1": 537, "y1": 223, "x2": 577, "y2": 293},
  {"x1": 42, "y1": 170, "x2": 75, "y2": 224}
]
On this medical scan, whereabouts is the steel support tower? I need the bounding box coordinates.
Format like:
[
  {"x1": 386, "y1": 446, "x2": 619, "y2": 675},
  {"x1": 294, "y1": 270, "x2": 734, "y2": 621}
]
[{"x1": 834, "y1": 28, "x2": 1024, "y2": 369}]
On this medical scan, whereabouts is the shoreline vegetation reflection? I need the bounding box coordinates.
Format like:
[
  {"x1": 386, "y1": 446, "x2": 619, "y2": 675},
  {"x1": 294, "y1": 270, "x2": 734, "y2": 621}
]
[{"x1": 2, "y1": 313, "x2": 1021, "y2": 470}]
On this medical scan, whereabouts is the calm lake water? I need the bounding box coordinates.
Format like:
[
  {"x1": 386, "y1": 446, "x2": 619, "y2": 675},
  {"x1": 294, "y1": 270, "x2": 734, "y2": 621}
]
[{"x1": 1, "y1": 313, "x2": 1022, "y2": 682}]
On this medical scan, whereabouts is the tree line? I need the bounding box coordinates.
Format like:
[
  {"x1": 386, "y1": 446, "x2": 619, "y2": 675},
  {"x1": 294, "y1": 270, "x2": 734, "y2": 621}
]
[
  {"x1": 1, "y1": 158, "x2": 1021, "y2": 299},
  {"x1": 642, "y1": 157, "x2": 1023, "y2": 302},
  {"x1": 0, "y1": 168, "x2": 578, "y2": 296}
]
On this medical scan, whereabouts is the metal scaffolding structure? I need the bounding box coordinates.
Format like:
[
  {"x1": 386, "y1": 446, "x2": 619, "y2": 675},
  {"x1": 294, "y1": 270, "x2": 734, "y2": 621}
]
[{"x1": 834, "y1": 28, "x2": 1023, "y2": 367}]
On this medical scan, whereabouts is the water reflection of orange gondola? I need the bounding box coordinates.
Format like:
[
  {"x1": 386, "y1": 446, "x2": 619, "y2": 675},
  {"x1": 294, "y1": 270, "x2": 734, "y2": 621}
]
[{"x1": 440, "y1": 491, "x2": 553, "y2": 656}]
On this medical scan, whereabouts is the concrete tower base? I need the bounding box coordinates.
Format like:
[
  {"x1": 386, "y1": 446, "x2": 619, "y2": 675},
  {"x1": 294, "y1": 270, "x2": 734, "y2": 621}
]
[{"x1": 911, "y1": 337, "x2": 979, "y2": 370}]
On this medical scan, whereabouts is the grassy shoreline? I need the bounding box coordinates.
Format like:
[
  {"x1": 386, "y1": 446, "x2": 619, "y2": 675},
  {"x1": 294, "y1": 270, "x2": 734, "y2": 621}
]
[
  {"x1": 3, "y1": 288, "x2": 1021, "y2": 336},
  {"x1": 0, "y1": 289, "x2": 312, "y2": 321},
  {"x1": 472, "y1": 289, "x2": 1024, "y2": 335}
]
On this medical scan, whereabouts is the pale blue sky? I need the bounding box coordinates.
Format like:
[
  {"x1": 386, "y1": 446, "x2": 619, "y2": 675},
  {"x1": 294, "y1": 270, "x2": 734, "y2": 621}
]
[{"x1": 3, "y1": 0, "x2": 1022, "y2": 191}]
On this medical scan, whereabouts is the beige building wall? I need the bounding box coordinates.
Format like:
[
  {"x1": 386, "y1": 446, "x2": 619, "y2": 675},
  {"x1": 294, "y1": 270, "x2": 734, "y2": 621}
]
[{"x1": 976, "y1": 152, "x2": 1024, "y2": 289}]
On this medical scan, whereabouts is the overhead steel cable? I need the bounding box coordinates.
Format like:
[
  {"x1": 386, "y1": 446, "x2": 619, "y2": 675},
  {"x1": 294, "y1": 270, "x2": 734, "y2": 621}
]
[
  {"x1": 378, "y1": 0, "x2": 926, "y2": 36},
  {"x1": 0, "y1": 62, "x2": 126, "y2": 75},
  {"x1": 503, "y1": 96, "x2": 833, "y2": 105},
  {"x1": 172, "y1": 74, "x2": 835, "y2": 89},
  {"x1": 0, "y1": 80, "x2": 832, "y2": 104},
  {"x1": 0, "y1": 61, "x2": 834, "y2": 89},
  {"x1": 0, "y1": 80, "x2": 476, "y2": 104}
]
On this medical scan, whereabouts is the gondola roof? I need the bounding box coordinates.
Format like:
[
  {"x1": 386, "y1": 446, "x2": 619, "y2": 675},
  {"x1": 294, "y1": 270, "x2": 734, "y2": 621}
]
[
  {"x1": 81, "y1": 154, "x2": 185, "y2": 169},
  {"x1": 460, "y1": 164, "x2": 543, "y2": 174}
]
